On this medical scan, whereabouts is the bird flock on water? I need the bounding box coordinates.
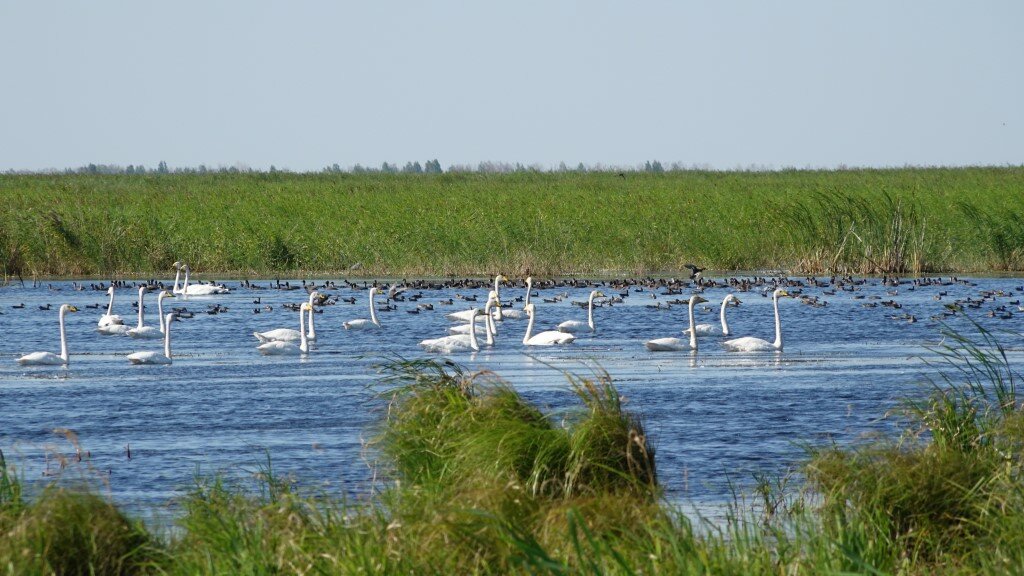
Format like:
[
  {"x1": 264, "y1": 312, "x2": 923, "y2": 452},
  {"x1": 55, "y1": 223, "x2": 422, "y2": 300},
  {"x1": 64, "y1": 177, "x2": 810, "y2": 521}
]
[{"x1": 11, "y1": 261, "x2": 1023, "y2": 366}]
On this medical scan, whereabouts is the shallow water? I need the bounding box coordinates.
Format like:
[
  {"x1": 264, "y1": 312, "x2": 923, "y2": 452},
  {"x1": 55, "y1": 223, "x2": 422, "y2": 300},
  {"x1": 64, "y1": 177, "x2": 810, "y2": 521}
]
[{"x1": 1, "y1": 276, "x2": 1022, "y2": 521}]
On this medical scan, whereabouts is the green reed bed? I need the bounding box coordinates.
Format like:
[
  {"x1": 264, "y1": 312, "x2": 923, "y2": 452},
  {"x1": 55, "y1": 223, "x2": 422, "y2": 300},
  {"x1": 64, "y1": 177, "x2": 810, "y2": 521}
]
[
  {"x1": 2, "y1": 327, "x2": 1024, "y2": 574},
  {"x1": 1, "y1": 166, "x2": 1022, "y2": 278}
]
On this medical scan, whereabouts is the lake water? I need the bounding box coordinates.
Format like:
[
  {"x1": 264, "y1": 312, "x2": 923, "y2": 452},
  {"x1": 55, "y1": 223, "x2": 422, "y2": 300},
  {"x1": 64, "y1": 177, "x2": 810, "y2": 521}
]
[{"x1": 2, "y1": 276, "x2": 1022, "y2": 522}]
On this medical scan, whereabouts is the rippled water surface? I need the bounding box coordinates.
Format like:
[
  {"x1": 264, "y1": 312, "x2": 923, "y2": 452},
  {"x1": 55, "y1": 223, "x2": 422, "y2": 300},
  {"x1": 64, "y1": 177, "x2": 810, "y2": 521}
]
[{"x1": 2, "y1": 276, "x2": 1022, "y2": 521}]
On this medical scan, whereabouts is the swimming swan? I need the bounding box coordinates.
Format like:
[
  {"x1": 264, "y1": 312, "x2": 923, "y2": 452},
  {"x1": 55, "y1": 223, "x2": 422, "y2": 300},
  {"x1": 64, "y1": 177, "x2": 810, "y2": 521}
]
[
  {"x1": 97, "y1": 287, "x2": 131, "y2": 334},
  {"x1": 449, "y1": 292, "x2": 499, "y2": 334},
  {"x1": 179, "y1": 263, "x2": 230, "y2": 296},
  {"x1": 558, "y1": 290, "x2": 606, "y2": 333},
  {"x1": 18, "y1": 304, "x2": 79, "y2": 365},
  {"x1": 97, "y1": 286, "x2": 124, "y2": 327},
  {"x1": 172, "y1": 261, "x2": 184, "y2": 294},
  {"x1": 420, "y1": 308, "x2": 482, "y2": 353},
  {"x1": 645, "y1": 295, "x2": 708, "y2": 351},
  {"x1": 127, "y1": 313, "x2": 177, "y2": 365},
  {"x1": 254, "y1": 291, "x2": 320, "y2": 343},
  {"x1": 448, "y1": 279, "x2": 504, "y2": 322},
  {"x1": 343, "y1": 287, "x2": 381, "y2": 330},
  {"x1": 721, "y1": 289, "x2": 791, "y2": 352},
  {"x1": 447, "y1": 299, "x2": 499, "y2": 348},
  {"x1": 497, "y1": 276, "x2": 530, "y2": 320},
  {"x1": 258, "y1": 304, "x2": 311, "y2": 356},
  {"x1": 523, "y1": 303, "x2": 575, "y2": 345},
  {"x1": 684, "y1": 294, "x2": 741, "y2": 336},
  {"x1": 127, "y1": 288, "x2": 174, "y2": 339}
]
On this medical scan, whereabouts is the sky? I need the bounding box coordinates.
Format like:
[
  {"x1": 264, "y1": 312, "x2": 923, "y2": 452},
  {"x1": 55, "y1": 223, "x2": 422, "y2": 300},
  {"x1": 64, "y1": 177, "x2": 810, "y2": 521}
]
[{"x1": 1, "y1": 1, "x2": 1021, "y2": 172}]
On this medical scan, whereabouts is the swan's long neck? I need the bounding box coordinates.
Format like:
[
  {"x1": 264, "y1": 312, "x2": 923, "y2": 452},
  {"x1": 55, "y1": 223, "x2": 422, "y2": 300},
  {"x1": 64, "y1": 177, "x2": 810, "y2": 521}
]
[
  {"x1": 720, "y1": 299, "x2": 730, "y2": 336},
  {"x1": 182, "y1": 266, "x2": 191, "y2": 293},
  {"x1": 106, "y1": 290, "x2": 115, "y2": 315},
  {"x1": 484, "y1": 302, "x2": 495, "y2": 346},
  {"x1": 772, "y1": 293, "x2": 783, "y2": 350},
  {"x1": 157, "y1": 294, "x2": 166, "y2": 333},
  {"x1": 369, "y1": 290, "x2": 379, "y2": 326},
  {"x1": 307, "y1": 293, "x2": 317, "y2": 338},
  {"x1": 587, "y1": 292, "x2": 597, "y2": 330},
  {"x1": 136, "y1": 288, "x2": 146, "y2": 329},
  {"x1": 59, "y1": 306, "x2": 69, "y2": 362},
  {"x1": 523, "y1": 312, "x2": 535, "y2": 344},
  {"x1": 687, "y1": 299, "x2": 698, "y2": 350},
  {"x1": 163, "y1": 314, "x2": 173, "y2": 359},
  {"x1": 299, "y1": 307, "x2": 309, "y2": 353},
  {"x1": 524, "y1": 281, "x2": 532, "y2": 308},
  {"x1": 172, "y1": 266, "x2": 182, "y2": 294},
  {"x1": 493, "y1": 276, "x2": 501, "y2": 301},
  {"x1": 469, "y1": 313, "x2": 479, "y2": 351},
  {"x1": 489, "y1": 291, "x2": 501, "y2": 317}
]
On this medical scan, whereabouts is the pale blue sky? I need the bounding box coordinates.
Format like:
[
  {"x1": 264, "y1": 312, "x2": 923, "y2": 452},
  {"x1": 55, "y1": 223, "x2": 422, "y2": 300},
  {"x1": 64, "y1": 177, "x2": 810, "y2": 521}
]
[{"x1": 1, "y1": 1, "x2": 1021, "y2": 171}]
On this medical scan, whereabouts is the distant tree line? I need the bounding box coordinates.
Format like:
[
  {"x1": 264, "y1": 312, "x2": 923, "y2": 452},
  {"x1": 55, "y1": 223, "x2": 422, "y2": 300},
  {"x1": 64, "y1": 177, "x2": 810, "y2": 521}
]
[{"x1": 3, "y1": 159, "x2": 725, "y2": 176}]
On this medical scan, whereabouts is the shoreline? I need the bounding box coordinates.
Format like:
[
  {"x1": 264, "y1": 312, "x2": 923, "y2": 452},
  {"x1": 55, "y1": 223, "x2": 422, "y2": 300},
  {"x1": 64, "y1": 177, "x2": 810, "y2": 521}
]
[{"x1": 4, "y1": 270, "x2": 1024, "y2": 284}]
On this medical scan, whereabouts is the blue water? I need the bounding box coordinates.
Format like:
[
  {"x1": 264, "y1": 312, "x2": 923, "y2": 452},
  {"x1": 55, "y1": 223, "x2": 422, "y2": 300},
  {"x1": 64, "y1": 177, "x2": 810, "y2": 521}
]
[{"x1": 1, "y1": 276, "x2": 1021, "y2": 522}]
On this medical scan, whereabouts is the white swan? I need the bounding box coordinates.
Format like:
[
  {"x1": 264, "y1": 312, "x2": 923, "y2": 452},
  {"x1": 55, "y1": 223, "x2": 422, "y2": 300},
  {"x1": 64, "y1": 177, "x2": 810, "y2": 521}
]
[
  {"x1": 482, "y1": 300, "x2": 497, "y2": 347},
  {"x1": 253, "y1": 291, "x2": 320, "y2": 343},
  {"x1": 127, "y1": 313, "x2": 177, "y2": 365},
  {"x1": 558, "y1": 290, "x2": 606, "y2": 333},
  {"x1": 172, "y1": 261, "x2": 184, "y2": 294},
  {"x1": 258, "y1": 304, "x2": 311, "y2": 356},
  {"x1": 18, "y1": 304, "x2": 79, "y2": 365},
  {"x1": 684, "y1": 294, "x2": 741, "y2": 336},
  {"x1": 448, "y1": 278, "x2": 503, "y2": 323},
  {"x1": 497, "y1": 276, "x2": 531, "y2": 320},
  {"x1": 489, "y1": 274, "x2": 512, "y2": 321},
  {"x1": 179, "y1": 263, "x2": 230, "y2": 296},
  {"x1": 645, "y1": 295, "x2": 708, "y2": 351},
  {"x1": 420, "y1": 308, "x2": 482, "y2": 353},
  {"x1": 97, "y1": 290, "x2": 131, "y2": 335},
  {"x1": 523, "y1": 303, "x2": 575, "y2": 345},
  {"x1": 306, "y1": 292, "x2": 319, "y2": 340},
  {"x1": 343, "y1": 287, "x2": 381, "y2": 330},
  {"x1": 127, "y1": 288, "x2": 174, "y2": 339},
  {"x1": 97, "y1": 286, "x2": 124, "y2": 327},
  {"x1": 448, "y1": 295, "x2": 499, "y2": 338},
  {"x1": 722, "y1": 289, "x2": 791, "y2": 352},
  {"x1": 449, "y1": 292, "x2": 499, "y2": 334}
]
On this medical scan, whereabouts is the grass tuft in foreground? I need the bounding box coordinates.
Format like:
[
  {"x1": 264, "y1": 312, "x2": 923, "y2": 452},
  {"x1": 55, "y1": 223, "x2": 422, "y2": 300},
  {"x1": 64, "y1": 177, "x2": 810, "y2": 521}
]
[
  {"x1": 805, "y1": 324, "x2": 1024, "y2": 571},
  {"x1": 0, "y1": 453, "x2": 152, "y2": 575}
]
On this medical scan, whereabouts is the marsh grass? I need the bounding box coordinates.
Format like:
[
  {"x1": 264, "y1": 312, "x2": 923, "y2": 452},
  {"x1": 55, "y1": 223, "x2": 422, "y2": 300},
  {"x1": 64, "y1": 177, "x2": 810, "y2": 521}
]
[
  {"x1": 782, "y1": 191, "x2": 930, "y2": 274},
  {"x1": 806, "y1": 323, "x2": 1024, "y2": 571},
  {"x1": 2, "y1": 167, "x2": 1022, "y2": 276},
  {"x1": 373, "y1": 360, "x2": 656, "y2": 500},
  {"x1": 956, "y1": 203, "x2": 1024, "y2": 271},
  {"x1": 0, "y1": 475, "x2": 152, "y2": 575},
  {"x1": 2, "y1": 332, "x2": 1024, "y2": 574}
]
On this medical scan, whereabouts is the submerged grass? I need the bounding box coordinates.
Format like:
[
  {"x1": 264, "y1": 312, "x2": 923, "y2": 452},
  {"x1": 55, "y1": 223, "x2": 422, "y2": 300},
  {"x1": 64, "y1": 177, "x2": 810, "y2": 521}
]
[
  {"x1": 2, "y1": 326, "x2": 1023, "y2": 574},
  {"x1": 2, "y1": 167, "x2": 1023, "y2": 277}
]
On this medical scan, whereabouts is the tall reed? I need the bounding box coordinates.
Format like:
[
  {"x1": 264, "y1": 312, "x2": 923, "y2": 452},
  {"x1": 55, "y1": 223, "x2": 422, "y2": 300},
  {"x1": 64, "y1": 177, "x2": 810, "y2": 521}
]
[{"x1": 2, "y1": 167, "x2": 1022, "y2": 276}]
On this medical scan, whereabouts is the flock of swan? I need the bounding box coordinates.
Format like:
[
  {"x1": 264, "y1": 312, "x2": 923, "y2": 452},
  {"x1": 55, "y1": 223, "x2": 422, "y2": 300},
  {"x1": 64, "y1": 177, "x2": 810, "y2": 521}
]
[{"x1": 14, "y1": 266, "x2": 797, "y2": 367}]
